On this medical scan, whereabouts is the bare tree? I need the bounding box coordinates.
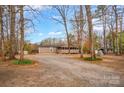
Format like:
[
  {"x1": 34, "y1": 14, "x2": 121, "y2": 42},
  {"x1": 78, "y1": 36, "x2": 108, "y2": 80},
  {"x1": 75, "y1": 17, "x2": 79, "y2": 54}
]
[
  {"x1": 118, "y1": 6, "x2": 124, "y2": 55},
  {"x1": 96, "y1": 5, "x2": 108, "y2": 54},
  {"x1": 101, "y1": 6, "x2": 107, "y2": 54},
  {"x1": 106, "y1": 6, "x2": 115, "y2": 53},
  {"x1": 113, "y1": 5, "x2": 120, "y2": 55},
  {"x1": 71, "y1": 6, "x2": 85, "y2": 57},
  {"x1": 53, "y1": 6, "x2": 70, "y2": 53},
  {"x1": 72, "y1": 9, "x2": 81, "y2": 53},
  {"x1": 85, "y1": 5, "x2": 95, "y2": 60}
]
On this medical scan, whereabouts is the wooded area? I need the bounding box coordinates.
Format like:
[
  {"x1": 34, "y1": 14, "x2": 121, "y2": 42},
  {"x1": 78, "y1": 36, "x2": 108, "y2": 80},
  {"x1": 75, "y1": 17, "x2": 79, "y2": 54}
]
[
  {"x1": 0, "y1": 6, "x2": 24, "y2": 61},
  {"x1": 0, "y1": 5, "x2": 124, "y2": 61}
]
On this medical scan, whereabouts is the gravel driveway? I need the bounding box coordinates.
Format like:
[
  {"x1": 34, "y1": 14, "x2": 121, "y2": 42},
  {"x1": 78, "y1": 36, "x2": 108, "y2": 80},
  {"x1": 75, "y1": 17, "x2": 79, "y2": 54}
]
[{"x1": 0, "y1": 54, "x2": 123, "y2": 87}]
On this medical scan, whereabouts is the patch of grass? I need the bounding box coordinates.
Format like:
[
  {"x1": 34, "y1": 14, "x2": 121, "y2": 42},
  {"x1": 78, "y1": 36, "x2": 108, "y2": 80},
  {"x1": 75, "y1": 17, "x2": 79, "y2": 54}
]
[
  {"x1": 12, "y1": 59, "x2": 32, "y2": 65},
  {"x1": 83, "y1": 57, "x2": 102, "y2": 61},
  {"x1": 0, "y1": 61, "x2": 2, "y2": 64}
]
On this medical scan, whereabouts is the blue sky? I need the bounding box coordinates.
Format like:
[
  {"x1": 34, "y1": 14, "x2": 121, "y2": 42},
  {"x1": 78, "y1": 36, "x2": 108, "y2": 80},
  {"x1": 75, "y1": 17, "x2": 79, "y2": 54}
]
[
  {"x1": 24, "y1": 5, "x2": 102, "y2": 44},
  {"x1": 24, "y1": 6, "x2": 69, "y2": 43}
]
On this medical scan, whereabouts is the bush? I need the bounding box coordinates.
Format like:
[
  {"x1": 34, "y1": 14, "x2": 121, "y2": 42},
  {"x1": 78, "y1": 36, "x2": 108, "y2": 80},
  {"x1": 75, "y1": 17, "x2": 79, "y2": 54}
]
[
  {"x1": 83, "y1": 57, "x2": 102, "y2": 61},
  {"x1": 13, "y1": 59, "x2": 32, "y2": 65}
]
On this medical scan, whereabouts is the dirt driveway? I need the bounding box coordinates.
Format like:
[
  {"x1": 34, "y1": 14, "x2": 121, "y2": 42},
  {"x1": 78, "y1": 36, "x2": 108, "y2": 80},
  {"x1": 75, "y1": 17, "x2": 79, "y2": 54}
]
[{"x1": 0, "y1": 54, "x2": 123, "y2": 87}]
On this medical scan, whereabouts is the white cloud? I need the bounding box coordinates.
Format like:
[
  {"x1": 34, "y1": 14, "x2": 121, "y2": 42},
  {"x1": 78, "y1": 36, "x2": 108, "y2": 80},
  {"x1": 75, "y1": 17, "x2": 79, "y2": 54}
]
[
  {"x1": 48, "y1": 31, "x2": 62, "y2": 36},
  {"x1": 25, "y1": 28, "x2": 34, "y2": 34},
  {"x1": 94, "y1": 26, "x2": 103, "y2": 31},
  {"x1": 29, "y1": 5, "x2": 51, "y2": 11},
  {"x1": 39, "y1": 32, "x2": 43, "y2": 36},
  {"x1": 52, "y1": 15, "x2": 61, "y2": 19},
  {"x1": 25, "y1": 28, "x2": 43, "y2": 36},
  {"x1": 30, "y1": 5, "x2": 44, "y2": 10}
]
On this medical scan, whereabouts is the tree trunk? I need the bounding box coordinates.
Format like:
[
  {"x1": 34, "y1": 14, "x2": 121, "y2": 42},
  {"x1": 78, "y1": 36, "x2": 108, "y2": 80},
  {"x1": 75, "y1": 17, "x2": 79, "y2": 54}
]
[
  {"x1": 103, "y1": 15, "x2": 107, "y2": 54},
  {"x1": 20, "y1": 5, "x2": 24, "y2": 61},
  {"x1": 111, "y1": 28, "x2": 115, "y2": 53},
  {"x1": 85, "y1": 5, "x2": 95, "y2": 60},
  {"x1": 9, "y1": 5, "x2": 16, "y2": 59},
  {"x1": 113, "y1": 6, "x2": 119, "y2": 55},
  {"x1": 80, "y1": 5, "x2": 84, "y2": 58},
  {"x1": 64, "y1": 20, "x2": 70, "y2": 54},
  {"x1": 0, "y1": 6, "x2": 5, "y2": 61},
  {"x1": 119, "y1": 16, "x2": 122, "y2": 55}
]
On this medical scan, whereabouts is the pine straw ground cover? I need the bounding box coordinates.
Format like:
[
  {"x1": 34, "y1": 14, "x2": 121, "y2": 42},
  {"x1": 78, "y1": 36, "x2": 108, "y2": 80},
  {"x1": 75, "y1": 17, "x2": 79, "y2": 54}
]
[{"x1": 71, "y1": 54, "x2": 124, "y2": 71}]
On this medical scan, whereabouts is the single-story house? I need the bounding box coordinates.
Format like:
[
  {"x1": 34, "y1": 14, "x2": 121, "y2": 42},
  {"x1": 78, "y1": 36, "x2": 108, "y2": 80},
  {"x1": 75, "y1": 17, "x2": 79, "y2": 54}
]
[{"x1": 39, "y1": 46, "x2": 80, "y2": 54}]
